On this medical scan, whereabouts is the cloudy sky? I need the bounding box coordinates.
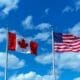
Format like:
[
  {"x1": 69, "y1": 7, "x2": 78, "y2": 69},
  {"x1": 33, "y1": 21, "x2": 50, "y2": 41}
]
[{"x1": 0, "y1": 0, "x2": 80, "y2": 80}]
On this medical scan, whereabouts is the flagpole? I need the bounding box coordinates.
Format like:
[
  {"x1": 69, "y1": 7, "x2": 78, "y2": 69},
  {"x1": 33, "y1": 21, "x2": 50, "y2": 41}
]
[
  {"x1": 5, "y1": 27, "x2": 8, "y2": 80},
  {"x1": 51, "y1": 29, "x2": 56, "y2": 80}
]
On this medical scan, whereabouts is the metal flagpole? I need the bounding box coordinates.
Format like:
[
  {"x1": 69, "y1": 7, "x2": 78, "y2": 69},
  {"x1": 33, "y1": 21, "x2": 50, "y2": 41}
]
[
  {"x1": 5, "y1": 27, "x2": 8, "y2": 80},
  {"x1": 51, "y1": 29, "x2": 56, "y2": 80}
]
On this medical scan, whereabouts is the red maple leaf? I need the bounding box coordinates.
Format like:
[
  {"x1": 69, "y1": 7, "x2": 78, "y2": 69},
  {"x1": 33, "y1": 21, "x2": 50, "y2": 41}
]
[{"x1": 18, "y1": 39, "x2": 28, "y2": 49}]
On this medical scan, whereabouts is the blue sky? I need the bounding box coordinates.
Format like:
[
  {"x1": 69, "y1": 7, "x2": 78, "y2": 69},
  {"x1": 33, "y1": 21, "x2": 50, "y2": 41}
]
[{"x1": 0, "y1": 0, "x2": 80, "y2": 80}]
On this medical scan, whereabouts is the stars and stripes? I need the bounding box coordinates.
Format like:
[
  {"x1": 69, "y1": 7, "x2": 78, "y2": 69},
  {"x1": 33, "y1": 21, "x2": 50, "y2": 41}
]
[{"x1": 54, "y1": 32, "x2": 80, "y2": 52}]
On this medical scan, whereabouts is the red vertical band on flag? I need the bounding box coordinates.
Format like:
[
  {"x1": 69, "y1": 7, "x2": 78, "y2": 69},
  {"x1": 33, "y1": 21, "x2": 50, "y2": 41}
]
[
  {"x1": 8, "y1": 32, "x2": 16, "y2": 51},
  {"x1": 30, "y1": 41, "x2": 38, "y2": 55}
]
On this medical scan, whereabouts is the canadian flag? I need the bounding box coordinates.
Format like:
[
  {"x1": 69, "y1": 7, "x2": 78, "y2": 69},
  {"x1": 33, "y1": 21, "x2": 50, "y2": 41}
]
[{"x1": 8, "y1": 32, "x2": 38, "y2": 55}]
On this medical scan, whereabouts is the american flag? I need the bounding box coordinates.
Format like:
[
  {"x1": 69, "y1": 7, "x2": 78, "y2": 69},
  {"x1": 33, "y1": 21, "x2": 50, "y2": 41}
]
[{"x1": 54, "y1": 32, "x2": 80, "y2": 52}]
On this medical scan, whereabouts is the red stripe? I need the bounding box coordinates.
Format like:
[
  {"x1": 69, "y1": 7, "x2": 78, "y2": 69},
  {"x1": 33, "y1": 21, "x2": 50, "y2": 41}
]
[{"x1": 55, "y1": 42, "x2": 80, "y2": 48}]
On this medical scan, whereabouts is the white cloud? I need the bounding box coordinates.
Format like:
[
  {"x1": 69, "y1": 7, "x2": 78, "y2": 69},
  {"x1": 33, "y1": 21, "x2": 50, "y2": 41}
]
[
  {"x1": 46, "y1": 38, "x2": 52, "y2": 44},
  {"x1": 35, "y1": 51, "x2": 80, "y2": 71},
  {"x1": 0, "y1": 28, "x2": 7, "y2": 42},
  {"x1": 22, "y1": 15, "x2": 52, "y2": 30},
  {"x1": 62, "y1": 0, "x2": 80, "y2": 13},
  {"x1": 69, "y1": 22, "x2": 80, "y2": 36},
  {"x1": 22, "y1": 16, "x2": 34, "y2": 29},
  {"x1": 57, "y1": 52, "x2": 80, "y2": 71},
  {"x1": 62, "y1": 6, "x2": 73, "y2": 13},
  {"x1": 35, "y1": 53, "x2": 53, "y2": 64},
  {"x1": 34, "y1": 32, "x2": 50, "y2": 41},
  {"x1": 44, "y1": 8, "x2": 50, "y2": 15},
  {"x1": 73, "y1": 77, "x2": 80, "y2": 80},
  {"x1": 9, "y1": 71, "x2": 56, "y2": 80},
  {"x1": 0, "y1": 72, "x2": 4, "y2": 77},
  {"x1": 0, "y1": 0, "x2": 19, "y2": 15},
  {"x1": 0, "y1": 52, "x2": 25, "y2": 69},
  {"x1": 36, "y1": 23, "x2": 51, "y2": 30},
  {"x1": 75, "y1": 0, "x2": 80, "y2": 11}
]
